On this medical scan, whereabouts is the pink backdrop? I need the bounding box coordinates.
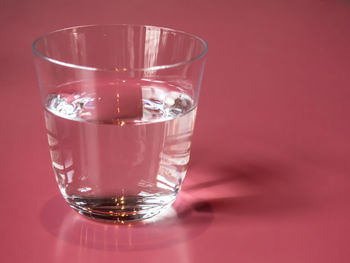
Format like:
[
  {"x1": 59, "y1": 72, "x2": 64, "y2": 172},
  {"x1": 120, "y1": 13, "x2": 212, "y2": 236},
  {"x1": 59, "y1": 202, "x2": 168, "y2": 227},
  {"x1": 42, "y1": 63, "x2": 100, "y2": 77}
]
[{"x1": 1, "y1": 0, "x2": 350, "y2": 262}]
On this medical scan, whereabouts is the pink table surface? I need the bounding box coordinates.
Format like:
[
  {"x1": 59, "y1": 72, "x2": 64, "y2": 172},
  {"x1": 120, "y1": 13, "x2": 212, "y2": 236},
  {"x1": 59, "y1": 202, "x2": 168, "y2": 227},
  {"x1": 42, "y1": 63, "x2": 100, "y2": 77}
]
[{"x1": 1, "y1": 0, "x2": 350, "y2": 262}]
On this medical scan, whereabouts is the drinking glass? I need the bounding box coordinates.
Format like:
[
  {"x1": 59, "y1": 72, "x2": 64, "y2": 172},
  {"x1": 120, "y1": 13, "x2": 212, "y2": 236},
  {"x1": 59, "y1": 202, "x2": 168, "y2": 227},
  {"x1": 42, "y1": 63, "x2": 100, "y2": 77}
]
[{"x1": 33, "y1": 24, "x2": 207, "y2": 222}]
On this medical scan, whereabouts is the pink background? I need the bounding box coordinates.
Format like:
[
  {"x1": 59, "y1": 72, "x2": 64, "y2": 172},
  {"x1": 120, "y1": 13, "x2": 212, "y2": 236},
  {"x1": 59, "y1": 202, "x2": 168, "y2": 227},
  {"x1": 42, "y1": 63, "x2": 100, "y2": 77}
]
[{"x1": 1, "y1": 0, "x2": 350, "y2": 262}]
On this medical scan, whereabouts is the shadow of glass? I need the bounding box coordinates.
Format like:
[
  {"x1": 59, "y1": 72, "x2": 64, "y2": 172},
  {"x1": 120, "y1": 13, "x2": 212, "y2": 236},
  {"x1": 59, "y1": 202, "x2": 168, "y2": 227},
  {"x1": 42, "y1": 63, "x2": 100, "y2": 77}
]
[
  {"x1": 183, "y1": 161, "x2": 317, "y2": 219},
  {"x1": 40, "y1": 194, "x2": 213, "y2": 252}
]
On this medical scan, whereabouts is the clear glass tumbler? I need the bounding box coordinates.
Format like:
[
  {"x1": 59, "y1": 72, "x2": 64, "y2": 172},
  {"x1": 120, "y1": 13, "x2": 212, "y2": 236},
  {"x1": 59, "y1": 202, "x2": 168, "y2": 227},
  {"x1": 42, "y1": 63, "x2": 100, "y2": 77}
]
[{"x1": 33, "y1": 24, "x2": 207, "y2": 222}]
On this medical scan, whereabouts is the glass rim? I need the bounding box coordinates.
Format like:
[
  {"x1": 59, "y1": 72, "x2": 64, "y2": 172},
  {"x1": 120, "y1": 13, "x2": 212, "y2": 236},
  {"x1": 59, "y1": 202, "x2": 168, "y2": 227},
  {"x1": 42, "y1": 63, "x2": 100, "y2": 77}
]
[{"x1": 32, "y1": 24, "x2": 208, "y2": 72}]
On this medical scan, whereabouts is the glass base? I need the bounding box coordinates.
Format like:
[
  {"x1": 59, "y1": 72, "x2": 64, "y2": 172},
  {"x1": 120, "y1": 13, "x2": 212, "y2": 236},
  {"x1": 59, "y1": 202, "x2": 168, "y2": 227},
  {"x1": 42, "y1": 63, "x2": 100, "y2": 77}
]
[{"x1": 66, "y1": 195, "x2": 176, "y2": 222}]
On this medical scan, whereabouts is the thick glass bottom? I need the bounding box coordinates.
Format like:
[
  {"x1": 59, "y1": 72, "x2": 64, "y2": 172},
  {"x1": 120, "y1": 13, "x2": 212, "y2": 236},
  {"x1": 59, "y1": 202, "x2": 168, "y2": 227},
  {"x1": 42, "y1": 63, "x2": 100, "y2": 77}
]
[{"x1": 66, "y1": 194, "x2": 177, "y2": 222}]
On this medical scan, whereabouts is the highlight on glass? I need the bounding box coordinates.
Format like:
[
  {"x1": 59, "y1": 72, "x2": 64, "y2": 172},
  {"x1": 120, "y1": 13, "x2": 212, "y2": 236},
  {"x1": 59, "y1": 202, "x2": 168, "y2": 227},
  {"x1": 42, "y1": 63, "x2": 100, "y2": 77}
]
[{"x1": 33, "y1": 24, "x2": 207, "y2": 222}]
